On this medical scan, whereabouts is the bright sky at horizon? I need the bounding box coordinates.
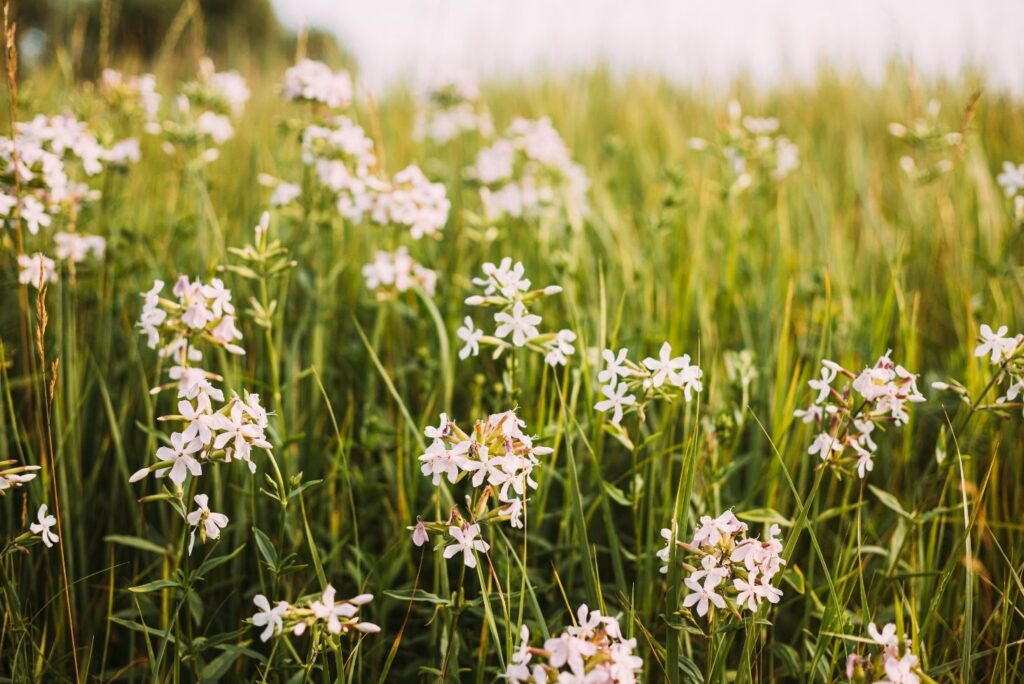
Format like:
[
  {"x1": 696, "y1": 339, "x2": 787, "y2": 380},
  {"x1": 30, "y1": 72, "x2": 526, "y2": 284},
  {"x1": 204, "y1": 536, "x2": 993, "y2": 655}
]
[{"x1": 270, "y1": 1, "x2": 1024, "y2": 93}]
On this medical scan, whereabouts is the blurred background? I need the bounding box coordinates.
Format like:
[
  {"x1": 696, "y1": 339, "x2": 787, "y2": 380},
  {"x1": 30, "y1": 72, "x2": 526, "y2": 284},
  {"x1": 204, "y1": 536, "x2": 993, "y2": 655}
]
[{"x1": 19, "y1": 0, "x2": 1024, "y2": 92}]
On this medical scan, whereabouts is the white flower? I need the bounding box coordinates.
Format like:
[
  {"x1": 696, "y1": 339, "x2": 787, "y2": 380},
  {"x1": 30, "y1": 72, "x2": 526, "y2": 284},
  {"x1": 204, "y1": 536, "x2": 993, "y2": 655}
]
[
  {"x1": 186, "y1": 493, "x2": 228, "y2": 555},
  {"x1": 808, "y1": 364, "x2": 838, "y2": 404},
  {"x1": 793, "y1": 404, "x2": 823, "y2": 423},
  {"x1": 20, "y1": 195, "x2": 53, "y2": 234},
  {"x1": 310, "y1": 584, "x2": 359, "y2": 634},
  {"x1": 594, "y1": 382, "x2": 636, "y2": 426},
  {"x1": 642, "y1": 342, "x2": 688, "y2": 389},
  {"x1": 443, "y1": 523, "x2": 489, "y2": 569},
  {"x1": 598, "y1": 348, "x2": 632, "y2": 385},
  {"x1": 456, "y1": 316, "x2": 484, "y2": 359},
  {"x1": 17, "y1": 253, "x2": 57, "y2": 288},
  {"x1": 156, "y1": 431, "x2": 203, "y2": 485},
  {"x1": 210, "y1": 398, "x2": 271, "y2": 472},
  {"x1": 473, "y1": 258, "x2": 531, "y2": 297},
  {"x1": 734, "y1": 572, "x2": 761, "y2": 612},
  {"x1": 179, "y1": 396, "x2": 217, "y2": 445},
  {"x1": 682, "y1": 576, "x2": 726, "y2": 617},
  {"x1": 997, "y1": 161, "x2": 1024, "y2": 197},
  {"x1": 808, "y1": 432, "x2": 842, "y2": 460},
  {"x1": 656, "y1": 527, "x2": 673, "y2": 574},
  {"x1": 270, "y1": 182, "x2": 301, "y2": 207},
  {"x1": 868, "y1": 622, "x2": 899, "y2": 649},
  {"x1": 196, "y1": 111, "x2": 234, "y2": 145},
  {"x1": 283, "y1": 60, "x2": 352, "y2": 109},
  {"x1": 54, "y1": 232, "x2": 105, "y2": 262},
  {"x1": 30, "y1": 504, "x2": 59, "y2": 548},
  {"x1": 418, "y1": 439, "x2": 459, "y2": 485},
  {"x1": 884, "y1": 652, "x2": 920, "y2": 684},
  {"x1": 544, "y1": 329, "x2": 576, "y2": 366},
  {"x1": 411, "y1": 521, "x2": 429, "y2": 547},
  {"x1": 494, "y1": 302, "x2": 542, "y2": 347},
  {"x1": 252, "y1": 594, "x2": 288, "y2": 642},
  {"x1": 974, "y1": 324, "x2": 1021, "y2": 365},
  {"x1": 544, "y1": 632, "x2": 598, "y2": 677}
]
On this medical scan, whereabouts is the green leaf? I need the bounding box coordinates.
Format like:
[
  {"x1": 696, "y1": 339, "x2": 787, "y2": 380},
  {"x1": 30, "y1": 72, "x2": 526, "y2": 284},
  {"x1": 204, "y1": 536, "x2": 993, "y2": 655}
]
[
  {"x1": 104, "y1": 535, "x2": 167, "y2": 555},
  {"x1": 196, "y1": 543, "x2": 247, "y2": 577},
  {"x1": 867, "y1": 484, "x2": 914, "y2": 521},
  {"x1": 128, "y1": 579, "x2": 179, "y2": 593},
  {"x1": 199, "y1": 649, "x2": 241, "y2": 682},
  {"x1": 252, "y1": 526, "x2": 278, "y2": 570}
]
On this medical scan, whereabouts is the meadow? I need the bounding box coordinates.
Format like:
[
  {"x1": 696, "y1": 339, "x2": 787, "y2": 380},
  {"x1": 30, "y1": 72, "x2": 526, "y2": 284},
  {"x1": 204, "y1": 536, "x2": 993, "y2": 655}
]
[{"x1": 1, "y1": 40, "x2": 1023, "y2": 683}]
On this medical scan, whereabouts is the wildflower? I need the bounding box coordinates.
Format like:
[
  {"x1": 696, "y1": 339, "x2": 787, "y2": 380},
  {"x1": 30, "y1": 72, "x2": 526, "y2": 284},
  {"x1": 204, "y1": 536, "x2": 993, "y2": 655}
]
[
  {"x1": 210, "y1": 396, "x2": 272, "y2": 473},
  {"x1": 456, "y1": 316, "x2": 484, "y2": 359},
  {"x1": 544, "y1": 329, "x2": 576, "y2": 366},
  {"x1": 975, "y1": 324, "x2": 1021, "y2": 365},
  {"x1": 362, "y1": 247, "x2": 437, "y2": 296},
  {"x1": 186, "y1": 493, "x2": 228, "y2": 555},
  {"x1": 0, "y1": 461, "x2": 40, "y2": 493},
  {"x1": 598, "y1": 348, "x2": 633, "y2": 385},
  {"x1": 156, "y1": 431, "x2": 204, "y2": 486},
  {"x1": 270, "y1": 182, "x2": 300, "y2": 207},
  {"x1": 283, "y1": 59, "x2": 353, "y2": 109},
  {"x1": 443, "y1": 523, "x2": 490, "y2": 569},
  {"x1": 494, "y1": 302, "x2": 542, "y2": 347},
  {"x1": 594, "y1": 382, "x2": 636, "y2": 425},
  {"x1": 808, "y1": 431, "x2": 842, "y2": 460},
  {"x1": 997, "y1": 161, "x2": 1024, "y2": 197},
  {"x1": 808, "y1": 363, "x2": 837, "y2": 403},
  {"x1": 17, "y1": 253, "x2": 57, "y2": 288},
  {"x1": 682, "y1": 576, "x2": 726, "y2": 617},
  {"x1": 30, "y1": 504, "x2": 59, "y2": 548},
  {"x1": 54, "y1": 232, "x2": 106, "y2": 262},
  {"x1": 411, "y1": 521, "x2": 429, "y2": 547},
  {"x1": 251, "y1": 595, "x2": 289, "y2": 642}
]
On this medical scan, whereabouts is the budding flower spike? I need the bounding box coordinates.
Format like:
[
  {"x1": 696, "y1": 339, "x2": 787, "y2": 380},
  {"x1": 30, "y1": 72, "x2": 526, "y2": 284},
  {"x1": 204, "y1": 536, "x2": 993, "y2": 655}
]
[
  {"x1": 793, "y1": 352, "x2": 925, "y2": 479},
  {"x1": 458, "y1": 258, "x2": 577, "y2": 368}
]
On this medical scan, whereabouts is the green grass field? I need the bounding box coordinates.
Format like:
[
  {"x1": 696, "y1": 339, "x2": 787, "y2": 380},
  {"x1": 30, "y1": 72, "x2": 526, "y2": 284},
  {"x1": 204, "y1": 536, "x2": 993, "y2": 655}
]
[{"x1": 1, "y1": 40, "x2": 1023, "y2": 683}]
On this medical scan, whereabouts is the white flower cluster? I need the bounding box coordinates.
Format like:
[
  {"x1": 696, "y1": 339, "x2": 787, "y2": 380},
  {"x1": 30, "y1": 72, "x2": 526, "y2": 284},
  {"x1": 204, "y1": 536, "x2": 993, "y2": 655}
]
[
  {"x1": 457, "y1": 258, "x2": 576, "y2": 367},
  {"x1": 794, "y1": 352, "x2": 925, "y2": 479},
  {"x1": 158, "y1": 59, "x2": 249, "y2": 163},
  {"x1": 137, "y1": 275, "x2": 246, "y2": 357},
  {"x1": 416, "y1": 410, "x2": 551, "y2": 535},
  {"x1": 844, "y1": 622, "x2": 922, "y2": 684},
  {"x1": 99, "y1": 68, "x2": 161, "y2": 134},
  {"x1": 659, "y1": 511, "x2": 784, "y2": 619},
  {"x1": 996, "y1": 162, "x2": 1024, "y2": 224},
  {"x1": 0, "y1": 459, "x2": 40, "y2": 494},
  {"x1": 301, "y1": 118, "x2": 451, "y2": 237},
  {"x1": 1, "y1": 112, "x2": 135, "y2": 237},
  {"x1": 889, "y1": 99, "x2": 962, "y2": 184},
  {"x1": 282, "y1": 59, "x2": 353, "y2": 110},
  {"x1": 17, "y1": 233, "x2": 106, "y2": 289},
  {"x1": 467, "y1": 117, "x2": 589, "y2": 221},
  {"x1": 413, "y1": 70, "x2": 493, "y2": 144},
  {"x1": 362, "y1": 247, "x2": 437, "y2": 297},
  {"x1": 250, "y1": 584, "x2": 379, "y2": 643},
  {"x1": 54, "y1": 231, "x2": 106, "y2": 262},
  {"x1": 504, "y1": 605, "x2": 643, "y2": 683},
  {"x1": 689, "y1": 100, "x2": 799, "y2": 195},
  {"x1": 594, "y1": 343, "x2": 703, "y2": 426},
  {"x1": 132, "y1": 277, "x2": 271, "y2": 554},
  {"x1": 370, "y1": 164, "x2": 450, "y2": 239}
]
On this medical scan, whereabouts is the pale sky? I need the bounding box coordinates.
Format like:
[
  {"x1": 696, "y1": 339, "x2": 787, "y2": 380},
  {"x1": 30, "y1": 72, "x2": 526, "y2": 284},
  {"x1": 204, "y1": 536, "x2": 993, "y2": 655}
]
[{"x1": 271, "y1": 1, "x2": 1024, "y2": 93}]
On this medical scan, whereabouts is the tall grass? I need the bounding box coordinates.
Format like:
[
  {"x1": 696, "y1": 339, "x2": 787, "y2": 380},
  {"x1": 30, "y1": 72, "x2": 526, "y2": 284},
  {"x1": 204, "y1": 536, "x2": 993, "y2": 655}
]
[{"x1": 1, "y1": 53, "x2": 1023, "y2": 682}]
